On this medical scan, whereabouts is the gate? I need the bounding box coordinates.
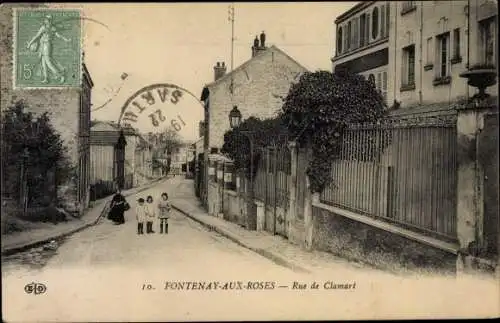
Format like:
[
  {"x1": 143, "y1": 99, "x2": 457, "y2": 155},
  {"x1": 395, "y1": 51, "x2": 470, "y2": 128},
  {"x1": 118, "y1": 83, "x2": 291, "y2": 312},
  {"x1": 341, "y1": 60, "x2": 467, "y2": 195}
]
[
  {"x1": 254, "y1": 145, "x2": 291, "y2": 237},
  {"x1": 295, "y1": 147, "x2": 309, "y2": 222}
]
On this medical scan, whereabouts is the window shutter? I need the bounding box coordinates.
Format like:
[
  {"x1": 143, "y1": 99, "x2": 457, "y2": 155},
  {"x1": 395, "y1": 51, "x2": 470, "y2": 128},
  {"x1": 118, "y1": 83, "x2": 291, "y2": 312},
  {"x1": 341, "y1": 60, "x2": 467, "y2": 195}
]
[
  {"x1": 366, "y1": 13, "x2": 371, "y2": 44},
  {"x1": 381, "y1": 5, "x2": 386, "y2": 38}
]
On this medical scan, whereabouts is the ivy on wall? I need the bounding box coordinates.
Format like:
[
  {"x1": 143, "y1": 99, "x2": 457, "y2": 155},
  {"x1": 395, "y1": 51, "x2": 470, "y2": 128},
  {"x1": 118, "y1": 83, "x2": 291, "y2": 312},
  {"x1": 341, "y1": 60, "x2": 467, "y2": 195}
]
[{"x1": 281, "y1": 70, "x2": 388, "y2": 193}]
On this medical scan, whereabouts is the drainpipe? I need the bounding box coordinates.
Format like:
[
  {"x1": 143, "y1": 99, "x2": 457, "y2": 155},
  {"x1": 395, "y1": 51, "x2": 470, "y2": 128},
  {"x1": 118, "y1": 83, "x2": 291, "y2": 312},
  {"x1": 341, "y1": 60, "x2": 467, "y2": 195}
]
[
  {"x1": 393, "y1": 2, "x2": 398, "y2": 104},
  {"x1": 465, "y1": 0, "x2": 471, "y2": 100},
  {"x1": 419, "y1": 1, "x2": 424, "y2": 104}
]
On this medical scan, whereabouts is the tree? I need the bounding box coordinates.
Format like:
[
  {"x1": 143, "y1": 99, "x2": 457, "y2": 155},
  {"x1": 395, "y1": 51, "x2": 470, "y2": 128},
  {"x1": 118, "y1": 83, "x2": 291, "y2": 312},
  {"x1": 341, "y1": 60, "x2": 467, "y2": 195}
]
[
  {"x1": 221, "y1": 116, "x2": 288, "y2": 178},
  {"x1": 150, "y1": 126, "x2": 183, "y2": 175},
  {"x1": 1, "y1": 100, "x2": 72, "y2": 206},
  {"x1": 281, "y1": 70, "x2": 388, "y2": 193}
]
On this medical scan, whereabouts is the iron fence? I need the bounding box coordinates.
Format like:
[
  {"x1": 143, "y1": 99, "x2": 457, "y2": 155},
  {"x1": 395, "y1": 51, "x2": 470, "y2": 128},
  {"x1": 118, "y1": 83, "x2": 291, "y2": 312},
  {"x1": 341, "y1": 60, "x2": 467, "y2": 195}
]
[{"x1": 320, "y1": 116, "x2": 458, "y2": 241}]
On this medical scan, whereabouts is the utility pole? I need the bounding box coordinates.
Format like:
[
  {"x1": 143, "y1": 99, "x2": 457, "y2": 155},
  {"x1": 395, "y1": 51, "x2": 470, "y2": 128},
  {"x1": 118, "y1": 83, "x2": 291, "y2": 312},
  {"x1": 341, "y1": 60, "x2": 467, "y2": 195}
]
[{"x1": 228, "y1": 3, "x2": 235, "y2": 95}]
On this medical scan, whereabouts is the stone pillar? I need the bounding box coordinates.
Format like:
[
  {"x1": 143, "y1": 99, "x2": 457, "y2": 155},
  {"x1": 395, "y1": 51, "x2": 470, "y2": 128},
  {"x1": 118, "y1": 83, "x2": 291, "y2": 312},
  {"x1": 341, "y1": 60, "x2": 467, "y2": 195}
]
[
  {"x1": 287, "y1": 141, "x2": 298, "y2": 237},
  {"x1": 223, "y1": 161, "x2": 234, "y2": 190},
  {"x1": 303, "y1": 163, "x2": 314, "y2": 251},
  {"x1": 207, "y1": 156, "x2": 217, "y2": 216},
  {"x1": 255, "y1": 200, "x2": 265, "y2": 231},
  {"x1": 455, "y1": 103, "x2": 491, "y2": 274},
  {"x1": 216, "y1": 160, "x2": 224, "y2": 218}
]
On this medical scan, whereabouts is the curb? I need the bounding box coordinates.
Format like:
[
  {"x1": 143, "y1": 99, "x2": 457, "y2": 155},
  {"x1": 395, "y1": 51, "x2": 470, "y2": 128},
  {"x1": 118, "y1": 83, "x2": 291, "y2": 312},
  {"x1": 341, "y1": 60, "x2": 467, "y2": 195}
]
[
  {"x1": 1, "y1": 177, "x2": 169, "y2": 257},
  {"x1": 171, "y1": 204, "x2": 311, "y2": 274}
]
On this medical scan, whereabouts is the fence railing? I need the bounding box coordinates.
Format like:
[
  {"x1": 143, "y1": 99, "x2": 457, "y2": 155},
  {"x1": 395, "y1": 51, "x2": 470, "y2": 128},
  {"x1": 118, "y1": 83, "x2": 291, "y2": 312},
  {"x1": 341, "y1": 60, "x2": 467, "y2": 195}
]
[{"x1": 320, "y1": 116, "x2": 458, "y2": 241}]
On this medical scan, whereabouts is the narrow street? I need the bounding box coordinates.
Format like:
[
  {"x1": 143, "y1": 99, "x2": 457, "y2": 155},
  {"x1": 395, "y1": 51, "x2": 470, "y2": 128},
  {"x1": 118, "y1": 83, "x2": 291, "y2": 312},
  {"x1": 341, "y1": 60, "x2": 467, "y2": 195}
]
[
  {"x1": 1, "y1": 179, "x2": 352, "y2": 321},
  {"x1": 2, "y1": 179, "x2": 499, "y2": 321}
]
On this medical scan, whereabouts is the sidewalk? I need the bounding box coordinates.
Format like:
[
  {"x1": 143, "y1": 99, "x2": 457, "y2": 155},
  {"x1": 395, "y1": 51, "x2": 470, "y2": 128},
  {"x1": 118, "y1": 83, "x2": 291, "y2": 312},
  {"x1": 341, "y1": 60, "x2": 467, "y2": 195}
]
[
  {"x1": 1, "y1": 177, "x2": 169, "y2": 256},
  {"x1": 168, "y1": 178, "x2": 389, "y2": 276}
]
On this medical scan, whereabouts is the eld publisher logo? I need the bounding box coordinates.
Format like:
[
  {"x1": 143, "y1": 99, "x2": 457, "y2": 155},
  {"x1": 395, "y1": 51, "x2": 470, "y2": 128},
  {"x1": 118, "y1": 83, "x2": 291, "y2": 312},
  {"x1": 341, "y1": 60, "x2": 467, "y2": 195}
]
[{"x1": 24, "y1": 282, "x2": 47, "y2": 295}]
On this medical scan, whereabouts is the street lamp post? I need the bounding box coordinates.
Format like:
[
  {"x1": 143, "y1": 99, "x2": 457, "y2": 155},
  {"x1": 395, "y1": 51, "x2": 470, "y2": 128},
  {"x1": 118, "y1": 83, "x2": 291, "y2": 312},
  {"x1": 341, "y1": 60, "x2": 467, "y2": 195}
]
[{"x1": 229, "y1": 106, "x2": 258, "y2": 230}]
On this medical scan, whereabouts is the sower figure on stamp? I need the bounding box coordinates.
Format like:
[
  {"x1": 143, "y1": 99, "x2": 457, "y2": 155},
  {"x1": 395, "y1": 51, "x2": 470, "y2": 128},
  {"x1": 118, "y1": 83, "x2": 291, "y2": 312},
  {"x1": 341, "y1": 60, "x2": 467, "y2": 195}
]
[
  {"x1": 26, "y1": 15, "x2": 71, "y2": 84},
  {"x1": 157, "y1": 192, "x2": 171, "y2": 234}
]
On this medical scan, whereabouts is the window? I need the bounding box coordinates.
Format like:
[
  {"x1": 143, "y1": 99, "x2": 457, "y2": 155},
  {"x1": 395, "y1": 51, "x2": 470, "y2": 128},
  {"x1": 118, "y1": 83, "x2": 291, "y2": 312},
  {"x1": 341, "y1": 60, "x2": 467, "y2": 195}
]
[
  {"x1": 376, "y1": 73, "x2": 382, "y2": 91},
  {"x1": 360, "y1": 14, "x2": 366, "y2": 46},
  {"x1": 372, "y1": 7, "x2": 379, "y2": 39},
  {"x1": 337, "y1": 27, "x2": 343, "y2": 54},
  {"x1": 347, "y1": 21, "x2": 352, "y2": 50},
  {"x1": 381, "y1": 5, "x2": 386, "y2": 39},
  {"x1": 402, "y1": 45, "x2": 415, "y2": 86},
  {"x1": 452, "y1": 28, "x2": 461, "y2": 62},
  {"x1": 436, "y1": 33, "x2": 450, "y2": 78},
  {"x1": 343, "y1": 25, "x2": 348, "y2": 53},
  {"x1": 425, "y1": 37, "x2": 433, "y2": 66},
  {"x1": 479, "y1": 17, "x2": 496, "y2": 67},
  {"x1": 353, "y1": 17, "x2": 359, "y2": 49},
  {"x1": 366, "y1": 13, "x2": 371, "y2": 45},
  {"x1": 385, "y1": 4, "x2": 390, "y2": 38}
]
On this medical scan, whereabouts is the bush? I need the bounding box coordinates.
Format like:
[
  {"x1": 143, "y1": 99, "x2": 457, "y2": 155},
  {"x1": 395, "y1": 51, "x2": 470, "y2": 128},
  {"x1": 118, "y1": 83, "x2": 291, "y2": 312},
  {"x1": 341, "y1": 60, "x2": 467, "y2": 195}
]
[
  {"x1": 281, "y1": 70, "x2": 388, "y2": 193},
  {"x1": 221, "y1": 116, "x2": 288, "y2": 179}
]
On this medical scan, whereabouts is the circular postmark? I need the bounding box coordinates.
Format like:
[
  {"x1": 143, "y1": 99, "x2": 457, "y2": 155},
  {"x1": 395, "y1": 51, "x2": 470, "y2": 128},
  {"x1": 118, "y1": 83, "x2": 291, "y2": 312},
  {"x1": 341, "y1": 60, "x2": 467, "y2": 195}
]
[{"x1": 116, "y1": 83, "x2": 204, "y2": 184}]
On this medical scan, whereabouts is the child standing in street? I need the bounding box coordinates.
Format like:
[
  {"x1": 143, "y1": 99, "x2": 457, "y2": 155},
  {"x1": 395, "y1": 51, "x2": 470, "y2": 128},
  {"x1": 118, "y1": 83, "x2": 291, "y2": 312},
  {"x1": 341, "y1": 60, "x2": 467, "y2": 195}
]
[
  {"x1": 157, "y1": 192, "x2": 171, "y2": 234},
  {"x1": 135, "y1": 198, "x2": 146, "y2": 235},
  {"x1": 145, "y1": 195, "x2": 156, "y2": 234}
]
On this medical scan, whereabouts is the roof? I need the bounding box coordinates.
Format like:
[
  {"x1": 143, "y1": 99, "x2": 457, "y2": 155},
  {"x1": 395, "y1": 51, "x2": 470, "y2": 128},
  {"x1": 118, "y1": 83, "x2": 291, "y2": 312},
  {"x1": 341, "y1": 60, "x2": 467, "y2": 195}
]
[
  {"x1": 201, "y1": 45, "x2": 309, "y2": 94},
  {"x1": 335, "y1": 1, "x2": 375, "y2": 24},
  {"x1": 388, "y1": 101, "x2": 461, "y2": 119},
  {"x1": 90, "y1": 120, "x2": 137, "y2": 135},
  {"x1": 90, "y1": 120, "x2": 137, "y2": 146},
  {"x1": 83, "y1": 63, "x2": 94, "y2": 88}
]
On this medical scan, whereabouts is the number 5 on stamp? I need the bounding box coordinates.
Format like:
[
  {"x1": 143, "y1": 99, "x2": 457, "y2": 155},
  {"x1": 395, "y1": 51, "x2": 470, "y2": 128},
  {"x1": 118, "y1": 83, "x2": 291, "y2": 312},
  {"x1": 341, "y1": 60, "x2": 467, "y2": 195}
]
[{"x1": 13, "y1": 8, "x2": 82, "y2": 89}]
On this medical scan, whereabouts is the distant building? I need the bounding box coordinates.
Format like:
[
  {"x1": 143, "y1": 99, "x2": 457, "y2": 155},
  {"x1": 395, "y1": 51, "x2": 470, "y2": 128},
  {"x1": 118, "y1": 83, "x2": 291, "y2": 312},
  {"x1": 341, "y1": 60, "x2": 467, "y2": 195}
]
[
  {"x1": 89, "y1": 121, "x2": 153, "y2": 194},
  {"x1": 0, "y1": 3, "x2": 94, "y2": 215},
  {"x1": 170, "y1": 143, "x2": 194, "y2": 175}
]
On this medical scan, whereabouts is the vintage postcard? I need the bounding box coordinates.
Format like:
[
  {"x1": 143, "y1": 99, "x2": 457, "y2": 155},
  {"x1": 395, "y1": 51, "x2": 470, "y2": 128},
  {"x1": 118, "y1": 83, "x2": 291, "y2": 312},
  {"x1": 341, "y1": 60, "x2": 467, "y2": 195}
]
[{"x1": 1, "y1": 2, "x2": 499, "y2": 322}]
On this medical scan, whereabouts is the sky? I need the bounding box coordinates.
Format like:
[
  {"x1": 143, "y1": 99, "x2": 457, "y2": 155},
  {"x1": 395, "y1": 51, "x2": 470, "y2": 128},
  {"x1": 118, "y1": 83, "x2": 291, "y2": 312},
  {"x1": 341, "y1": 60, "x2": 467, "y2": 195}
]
[{"x1": 55, "y1": 2, "x2": 357, "y2": 142}]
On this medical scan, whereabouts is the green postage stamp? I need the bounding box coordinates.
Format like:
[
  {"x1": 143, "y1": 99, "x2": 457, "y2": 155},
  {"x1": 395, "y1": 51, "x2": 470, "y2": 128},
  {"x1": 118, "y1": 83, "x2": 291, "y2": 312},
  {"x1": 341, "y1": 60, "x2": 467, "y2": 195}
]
[{"x1": 14, "y1": 8, "x2": 82, "y2": 89}]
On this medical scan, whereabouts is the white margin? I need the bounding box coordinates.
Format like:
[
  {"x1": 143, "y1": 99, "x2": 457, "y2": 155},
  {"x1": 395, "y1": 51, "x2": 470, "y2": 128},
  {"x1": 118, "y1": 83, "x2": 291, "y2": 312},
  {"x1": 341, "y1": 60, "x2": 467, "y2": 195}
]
[{"x1": 12, "y1": 7, "x2": 83, "y2": 90}]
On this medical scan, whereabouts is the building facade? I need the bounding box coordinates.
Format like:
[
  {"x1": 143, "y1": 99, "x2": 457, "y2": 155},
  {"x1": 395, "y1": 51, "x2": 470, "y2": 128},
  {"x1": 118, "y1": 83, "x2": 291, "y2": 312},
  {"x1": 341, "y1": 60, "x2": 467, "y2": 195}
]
[
  {"x1": 332, "y1": 0, "x2": 498, "y2": 113},
  {"x1": 200, "y1": 33, "x2": 309, "y2": 151},
  {"x1": 0, "y1": 3, "x2": 94, "y2": 215},
  {"x1": 89, "y1": 121, "x2": 145, "y2": 192},
  {"x1": 332, "y1": 1, "x2": 391, "y2": 105},
  {"x1": 389, "y1": 0, "x2": 497, "y2": 112}
]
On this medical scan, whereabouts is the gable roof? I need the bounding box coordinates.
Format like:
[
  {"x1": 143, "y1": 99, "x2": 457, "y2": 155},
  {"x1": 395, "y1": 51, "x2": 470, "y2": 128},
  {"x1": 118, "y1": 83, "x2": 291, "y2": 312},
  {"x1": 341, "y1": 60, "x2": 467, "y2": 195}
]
[
  {"x1": 90, "y1": 120, "x2": 137, "y2": 146},
  {"x1": 203, "y1": 45, "x2": 309, "y2": 91}
]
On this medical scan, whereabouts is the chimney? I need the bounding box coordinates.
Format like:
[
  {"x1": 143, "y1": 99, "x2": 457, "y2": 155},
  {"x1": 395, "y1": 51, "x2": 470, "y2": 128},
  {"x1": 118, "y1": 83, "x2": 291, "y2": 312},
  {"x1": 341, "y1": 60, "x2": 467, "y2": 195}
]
[
  {"x1": 260, "y1": 31, "x2": 266, "y2": 48},
  {"x1": 252, "y1": 32, "x2": 267, "y2": 58},
  {"x1": 198, "y1": 121, "x2": 205, "y2": 138},
  {"x1": 214, "y1": 61, "x2": 227, "y2": 81}
]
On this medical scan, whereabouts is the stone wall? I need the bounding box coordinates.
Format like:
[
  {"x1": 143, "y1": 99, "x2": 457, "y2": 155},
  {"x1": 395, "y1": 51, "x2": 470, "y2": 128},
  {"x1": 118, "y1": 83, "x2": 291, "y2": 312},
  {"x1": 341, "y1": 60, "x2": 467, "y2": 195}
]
[
  {"x1": 311, "y1": 205, "x2": 457, "y2": 274},
  {"x1": 207, "y1": 47, "x2": 307, "y2": 149}
]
